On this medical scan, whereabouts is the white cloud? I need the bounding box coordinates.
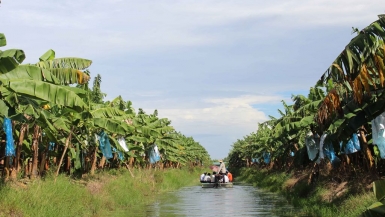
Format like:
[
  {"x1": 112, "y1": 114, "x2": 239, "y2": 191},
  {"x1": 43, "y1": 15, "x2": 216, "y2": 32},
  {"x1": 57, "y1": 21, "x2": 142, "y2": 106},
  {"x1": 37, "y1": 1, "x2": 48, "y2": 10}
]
[
  {"x1": 149, "y1": 94, "x2": 284, "y2": 158},
  {"x1": 156, "y1": 95, "x2": 282, "y2": 134},
  {"x1": 2, "y1": 0, "x2": 383, "y2": 59}
]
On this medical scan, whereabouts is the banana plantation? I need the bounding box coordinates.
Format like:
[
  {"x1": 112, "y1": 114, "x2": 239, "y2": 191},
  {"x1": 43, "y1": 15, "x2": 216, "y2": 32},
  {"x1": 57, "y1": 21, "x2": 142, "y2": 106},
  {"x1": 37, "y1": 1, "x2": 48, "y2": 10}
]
[
  {"x1": 227, "y1": 15, "x2": 385, "y2": 180},
  {"x1": 0, "y1": 33, "x2": 210, "y2": 181}
]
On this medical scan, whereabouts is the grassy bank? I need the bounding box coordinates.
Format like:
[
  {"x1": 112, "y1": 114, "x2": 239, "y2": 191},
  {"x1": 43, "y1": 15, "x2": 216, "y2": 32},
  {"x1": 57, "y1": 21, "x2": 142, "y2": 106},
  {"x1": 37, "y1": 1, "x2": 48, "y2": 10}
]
[
  {"x1": 237, "y1": 168, "x2": 377, "y2": 217},
  {"x1": 0, "y1": 167, "x2": 201, "y2": 217}
]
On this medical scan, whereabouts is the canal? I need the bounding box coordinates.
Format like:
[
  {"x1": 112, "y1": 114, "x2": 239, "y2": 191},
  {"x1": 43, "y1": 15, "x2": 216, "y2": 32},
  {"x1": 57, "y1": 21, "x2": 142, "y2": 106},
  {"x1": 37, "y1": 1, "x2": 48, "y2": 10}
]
[{"x1": 144, "y1": 184, "x2": 301, "y2": 217}]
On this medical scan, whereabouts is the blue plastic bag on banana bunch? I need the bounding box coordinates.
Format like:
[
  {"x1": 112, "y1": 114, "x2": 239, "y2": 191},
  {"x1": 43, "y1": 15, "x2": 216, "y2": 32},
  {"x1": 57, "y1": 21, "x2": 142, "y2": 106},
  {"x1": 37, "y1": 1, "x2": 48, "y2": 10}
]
[
  {"x1": 372, "y1": 112, "x2": 385, "y2": 159},
  {"x1": 305, "y1": 131, "x2": 319, "y2": 162}
]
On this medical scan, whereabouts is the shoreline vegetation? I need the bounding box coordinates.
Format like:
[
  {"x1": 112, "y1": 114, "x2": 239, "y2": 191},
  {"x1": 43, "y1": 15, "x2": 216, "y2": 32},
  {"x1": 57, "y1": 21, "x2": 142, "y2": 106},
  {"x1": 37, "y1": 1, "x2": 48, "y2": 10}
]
[
  {"x1": 225, "y1": 15, "x2": 385, "y2": 217},
  {"x1": 0, "y1": 32, "x2": 211, "y2": 216},
  {"x1": 0, "y1": 167, "x2": 201, "y2": 217},
  {"x1": 236, "y1": 167, "x2": 377, "y2": 217}
]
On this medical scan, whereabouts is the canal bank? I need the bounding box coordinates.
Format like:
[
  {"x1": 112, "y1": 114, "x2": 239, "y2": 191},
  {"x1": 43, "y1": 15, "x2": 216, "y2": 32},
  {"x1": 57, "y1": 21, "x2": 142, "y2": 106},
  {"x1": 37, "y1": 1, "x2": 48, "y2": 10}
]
[
  {"x1": 237, "y1": 167, "x2": 377, "y2": 217},
  {"x1": 0, "y1": 168, "x2": 201, "y2": 216}
]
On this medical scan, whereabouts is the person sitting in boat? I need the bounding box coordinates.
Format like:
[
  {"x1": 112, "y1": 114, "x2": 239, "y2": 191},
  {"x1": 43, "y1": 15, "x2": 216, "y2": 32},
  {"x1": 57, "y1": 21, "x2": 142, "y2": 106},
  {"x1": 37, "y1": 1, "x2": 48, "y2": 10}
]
[
  {"x1": 211, "y1": 171, "x2": 217, "y2": 183},
  {"x1": 224, "y1": 174, "x2": 229, "y2": 183},
  {"x1": 200, "y1": 172, "x2": 207, "y2": 183},
  {"x1": 204, "y1": 173, "x2": 211, "y2": 182},
  {"x1": 226, "y1": 171, "x2": 233, "y2": 182}
]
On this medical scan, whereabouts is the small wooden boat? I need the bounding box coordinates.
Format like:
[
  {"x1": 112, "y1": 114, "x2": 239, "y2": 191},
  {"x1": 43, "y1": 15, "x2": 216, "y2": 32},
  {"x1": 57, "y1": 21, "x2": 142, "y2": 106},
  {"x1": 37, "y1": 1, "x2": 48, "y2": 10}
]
[{"x1": 201, "y1": 182, "x2": 233, "y2": 188}]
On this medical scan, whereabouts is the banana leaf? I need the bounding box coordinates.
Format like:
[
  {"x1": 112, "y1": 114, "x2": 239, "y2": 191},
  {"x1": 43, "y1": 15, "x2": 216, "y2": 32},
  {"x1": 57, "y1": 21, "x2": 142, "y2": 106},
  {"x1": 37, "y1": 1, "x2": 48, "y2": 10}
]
[
  {"x1": 0, "y1": 100, "x2": 9, "y2": 117},
  {"x1": 91, "y1": 107, "x2": 128, "y2": 119},
  {"x1": 0, "y1": 65, "x2": 60, "y2": 84},
  {"x1": 374, "y1": 180, "x2": 385, "y2": 203},
  {"x1": 362, "y1": 202, "x2": 385, "y2": 217},
  {"x1": 39, "y1": 49, "x2": 55, "y2": 61},
  {"x1": 0, "y1": 49, "x2": 26, "y2": 73},
  {"x1": 0, "y1": 33, "x2": 6, "y2": 47},
  {"x1": 128, "y1": 135, "x2": 149, "y2": 143},
  {"x1": 47, "y1": 68, "x2": 90, "y2": 84},
  {"x1": 8, "y1": 79, "x2": 87, "y2": 111},
  {"x1": 35, "y1": 57, "x2": 92, "y2": 70},
  {"x1": 93, "y1": 118, "x2": 130, "y2": 135}
]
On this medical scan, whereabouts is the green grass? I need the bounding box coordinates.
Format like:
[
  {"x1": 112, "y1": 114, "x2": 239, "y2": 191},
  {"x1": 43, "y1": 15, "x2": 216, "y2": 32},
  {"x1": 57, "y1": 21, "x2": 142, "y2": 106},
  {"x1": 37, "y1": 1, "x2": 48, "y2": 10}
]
[
  {"x1": 0, "y1": 167, "x2": 202, "y2": 217},
  {"x1": 237, "y1": 168, "x2": 376, "y2": 217},
  {"x1": 0, "y1": 175, "x2": 97, "y2": 217}
]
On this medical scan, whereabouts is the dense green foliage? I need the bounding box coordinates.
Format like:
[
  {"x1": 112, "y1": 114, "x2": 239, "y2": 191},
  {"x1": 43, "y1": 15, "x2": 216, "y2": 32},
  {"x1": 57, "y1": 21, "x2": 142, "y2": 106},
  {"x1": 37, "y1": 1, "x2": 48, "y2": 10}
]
[
  {"x1": 227, "y1": 14, "x2": 385, "y2": 175},
  {"x1": 226, "y1": 14, "x2": 385, "y2": 217},
  {"x1": 0, "y1": 32, "x2": 211, "y2": 181}
]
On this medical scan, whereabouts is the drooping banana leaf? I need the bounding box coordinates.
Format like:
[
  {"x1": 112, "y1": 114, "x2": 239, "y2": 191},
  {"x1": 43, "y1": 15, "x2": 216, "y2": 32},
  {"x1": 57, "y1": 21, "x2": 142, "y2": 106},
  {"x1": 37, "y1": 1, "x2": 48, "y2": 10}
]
[
  {"x1": 91, "y1": 107, "x2": 128, "y2": 119},
  {"x1": 37, "y1": 110, "x2": 59, "y2": 134},
  {"x1": 17, "y1": 104, "x2": 39, "y2": 119},
  {"x1": 0, "y1": 65, "x2": 60, "y2": 84},
  {"x1": 61, "y1": 86, "x2": 87, "y2": 98},
  {"x1": 155, "y1": 138, "x2": 177, "y2": 148},
  {"x1": 136, "y1": 126, "x2": 162, "y2": 138},
  {"x1": 127, "y1": 144, "x2": 144, "y2": 152},
  {"x1": 0, "y1": 49, "x2": 26, "y2": 73},
  {"x1": 47, "y1": 68, "x2": 90, "y2": 84},
  {"x1": 35, "y1": 57, "x2": 92, "y2": 70},
  {"x1": 7, "y1": 79, "x2": 87, "y2": 111},
  {"x1": 109, "y1": 136, "x2": 126, "y2": 153},
  {"x1": 317, "y1": 15, "x2": 385, "y2": 126},
  {"x1": 51, "y1": 116, "x2": 71, "y2": 133},
  {"x1": 93, "y1": 118, "x2": 130, "y2": 135},
  {"x1": 327, "y1": 91, "x2": 385, "y2": 142}
]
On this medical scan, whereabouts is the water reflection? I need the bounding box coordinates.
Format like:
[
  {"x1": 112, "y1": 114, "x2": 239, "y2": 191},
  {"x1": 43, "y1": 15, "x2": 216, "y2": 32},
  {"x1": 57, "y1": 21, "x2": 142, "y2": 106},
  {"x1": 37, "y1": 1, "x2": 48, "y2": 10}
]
[{"x1": 146, "y1": 184, "x2": 299, "y2": 217}]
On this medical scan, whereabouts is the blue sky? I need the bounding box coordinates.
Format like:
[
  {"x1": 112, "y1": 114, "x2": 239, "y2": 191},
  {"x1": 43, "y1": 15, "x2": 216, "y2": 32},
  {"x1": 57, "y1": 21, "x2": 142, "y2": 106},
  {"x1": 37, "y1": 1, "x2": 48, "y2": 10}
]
[{"x1": 1, "y1": 0, "x2": 384, "y2": 159}]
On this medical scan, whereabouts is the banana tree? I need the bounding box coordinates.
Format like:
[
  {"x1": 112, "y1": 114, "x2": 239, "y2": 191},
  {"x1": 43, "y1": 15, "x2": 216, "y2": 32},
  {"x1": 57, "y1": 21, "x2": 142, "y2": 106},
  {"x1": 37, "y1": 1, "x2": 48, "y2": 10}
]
[{"x1": 0, "y1": 42, "x2": 92, "y2": 178}]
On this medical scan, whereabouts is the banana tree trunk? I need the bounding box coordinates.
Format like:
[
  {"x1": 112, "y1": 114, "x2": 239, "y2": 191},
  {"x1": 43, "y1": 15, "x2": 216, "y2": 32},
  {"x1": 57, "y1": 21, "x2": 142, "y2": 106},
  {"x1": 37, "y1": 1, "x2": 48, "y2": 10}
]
[
  {"x1": 359, "y1": 126, "x2": 374, "y2": 170},
  {"x1": 53, "y1": 143, "x2": 58, "y2": 165},
  {"x1": 0, "y1": 136, "x2": 5, "y2": 177},
  {"x1": 8, "y1": 121, "x2": 18, "y2": 180},
  {"x1": 15, "y1": 124, "x2": 27, "y2": 172},
  {"x1": 99, "y1": 156, "x2": 106, "y2": 168},
  {"x1": 90, "y1": 146, "x2": 98, "y2": 175},
  {"x1": 31, "y1": 125, "x2": 40, "y2": 179},
  {"x1": 9, "y1": 156, "x2": 17, "y2": 180},
  {"x1": 128, "y1": 151, "x2": 135, "y2": 167},
  {"x1": 129, "y1": 142, "x2": 137, "y2": 167},
  {"x1": 39, "y1": 141, "x2": 50, "y2": 176},
  {"x1": 4, "y1": 156, "x2": 9, "y2": 180},
  {"x1": 66, "y1": 155, "x2": 71, "y2": 174},
  {"x1": 25, "y1": 159, "x2": 32, "y2": 178}
]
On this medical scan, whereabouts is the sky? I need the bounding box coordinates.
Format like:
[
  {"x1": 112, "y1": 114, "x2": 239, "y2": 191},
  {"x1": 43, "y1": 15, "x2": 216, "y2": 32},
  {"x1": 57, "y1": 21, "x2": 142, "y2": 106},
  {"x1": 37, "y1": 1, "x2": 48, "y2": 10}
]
[{"x1": 1, "y1": 1, "x2": 384, "y2": 159}]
